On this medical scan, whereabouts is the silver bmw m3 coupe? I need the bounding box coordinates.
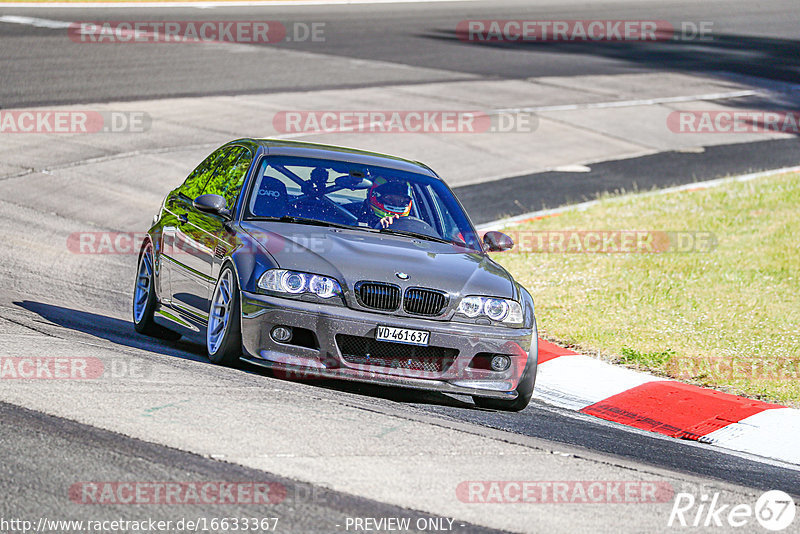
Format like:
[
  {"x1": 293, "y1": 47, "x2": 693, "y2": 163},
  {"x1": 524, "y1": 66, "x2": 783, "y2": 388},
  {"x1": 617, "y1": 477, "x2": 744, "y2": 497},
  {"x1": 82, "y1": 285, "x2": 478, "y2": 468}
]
[{"x1": 133, "y1": 139, "x2": 538, "y2": 411}]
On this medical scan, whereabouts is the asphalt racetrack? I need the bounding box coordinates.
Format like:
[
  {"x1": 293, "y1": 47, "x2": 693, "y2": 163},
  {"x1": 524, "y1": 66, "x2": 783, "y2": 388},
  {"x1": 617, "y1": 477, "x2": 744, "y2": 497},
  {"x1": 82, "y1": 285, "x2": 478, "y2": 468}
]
[{"x1": 0, "y1": 1, "x2": 799, "y2": 532}]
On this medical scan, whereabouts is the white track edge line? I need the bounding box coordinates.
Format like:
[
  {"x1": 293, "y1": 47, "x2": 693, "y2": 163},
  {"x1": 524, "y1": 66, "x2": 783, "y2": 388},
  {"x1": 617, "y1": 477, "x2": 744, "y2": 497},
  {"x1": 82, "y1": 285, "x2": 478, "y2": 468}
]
[{"x1": 476, "y1": 164, "x2": 800, "y2": 231}]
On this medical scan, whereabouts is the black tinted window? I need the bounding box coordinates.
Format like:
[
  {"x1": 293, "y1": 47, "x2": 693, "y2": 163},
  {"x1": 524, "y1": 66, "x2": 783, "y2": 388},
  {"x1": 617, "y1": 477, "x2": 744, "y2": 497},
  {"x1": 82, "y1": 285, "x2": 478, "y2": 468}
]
[
  {"x1": 202, "y1": 146, "x2": 253, "y2": 209},
  {"x1": 180, "y1": 148, "x2": 226, "y2": 200}
]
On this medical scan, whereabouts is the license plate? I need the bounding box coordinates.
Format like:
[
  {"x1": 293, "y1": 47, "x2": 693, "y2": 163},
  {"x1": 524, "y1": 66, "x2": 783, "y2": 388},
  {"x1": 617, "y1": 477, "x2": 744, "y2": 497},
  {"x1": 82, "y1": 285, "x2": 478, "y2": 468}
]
[{"x1": 375, "y1": 326, "x2": 430, "y2": 346}]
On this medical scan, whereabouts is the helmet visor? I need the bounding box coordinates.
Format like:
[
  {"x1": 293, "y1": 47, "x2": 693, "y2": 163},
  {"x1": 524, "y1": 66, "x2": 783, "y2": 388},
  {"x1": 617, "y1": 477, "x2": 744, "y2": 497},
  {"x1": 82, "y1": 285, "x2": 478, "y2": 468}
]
[
  {"x1": 376, "y1": 192, "x2": 412, "y2": 212},
  {"x1": 370, "y1": 181, "x2": 412, "y2": 216}
]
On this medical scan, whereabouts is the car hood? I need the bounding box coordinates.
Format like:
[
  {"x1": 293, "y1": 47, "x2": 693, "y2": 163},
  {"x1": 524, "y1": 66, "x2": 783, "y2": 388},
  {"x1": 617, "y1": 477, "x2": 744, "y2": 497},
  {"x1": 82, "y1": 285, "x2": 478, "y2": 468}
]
[{"x1": 241, "y1": 221, "x2": 515, "y2": 298}]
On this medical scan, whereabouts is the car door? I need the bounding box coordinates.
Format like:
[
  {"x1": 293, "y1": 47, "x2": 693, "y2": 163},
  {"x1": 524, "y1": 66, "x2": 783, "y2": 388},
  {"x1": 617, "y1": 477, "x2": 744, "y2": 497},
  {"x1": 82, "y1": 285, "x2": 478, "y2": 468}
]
[
  {"x1": 162, "y1": 148, "x2": 226, "y2": 319},
  {"x1": 170, "y1": 145, "x2": 253, "y2": 322},
  {"x1": 197, "y1": 145, "x2": 255, "y2": 282}
]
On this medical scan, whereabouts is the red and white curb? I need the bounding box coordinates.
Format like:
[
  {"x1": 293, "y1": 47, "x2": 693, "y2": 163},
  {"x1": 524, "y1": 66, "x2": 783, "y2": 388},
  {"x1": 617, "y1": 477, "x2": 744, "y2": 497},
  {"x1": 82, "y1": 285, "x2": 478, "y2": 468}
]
[
  {"x1": 533, "y1": 339, "x2": 800, "y2": 466},
  {"x1": 476, "y1": 164, "x2": 800, "y2": 467}
]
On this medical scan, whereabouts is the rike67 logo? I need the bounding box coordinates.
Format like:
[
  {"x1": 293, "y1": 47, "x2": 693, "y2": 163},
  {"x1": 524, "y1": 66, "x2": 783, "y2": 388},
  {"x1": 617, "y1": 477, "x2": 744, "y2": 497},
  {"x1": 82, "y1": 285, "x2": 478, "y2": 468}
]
[{"x1": 668, "y1": 490, "x2": 796, "y2": 531}]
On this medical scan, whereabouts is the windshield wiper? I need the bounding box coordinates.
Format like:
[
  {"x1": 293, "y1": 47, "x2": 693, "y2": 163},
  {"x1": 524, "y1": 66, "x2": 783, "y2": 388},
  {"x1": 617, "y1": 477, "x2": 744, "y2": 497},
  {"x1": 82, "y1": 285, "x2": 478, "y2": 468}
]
[{"x1": 378, "y1": 227, "x2": 454, "y2": 245}]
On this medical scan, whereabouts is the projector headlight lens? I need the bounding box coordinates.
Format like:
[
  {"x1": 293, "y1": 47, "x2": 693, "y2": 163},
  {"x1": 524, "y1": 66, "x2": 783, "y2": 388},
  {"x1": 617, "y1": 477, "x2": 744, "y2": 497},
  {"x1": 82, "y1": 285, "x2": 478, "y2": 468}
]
[
  {"x1": 308, "y1": 275, "x2": 338, "y2": 298},
  {"x1": 458, "y1": 296, "x2": 484, "y2": 318},
  {"x1": 484, "y1": 298, "x2": 510, "y2": 321},
  {"x1": 281, "y1": 271, "x2": 306, "y2": 294}
]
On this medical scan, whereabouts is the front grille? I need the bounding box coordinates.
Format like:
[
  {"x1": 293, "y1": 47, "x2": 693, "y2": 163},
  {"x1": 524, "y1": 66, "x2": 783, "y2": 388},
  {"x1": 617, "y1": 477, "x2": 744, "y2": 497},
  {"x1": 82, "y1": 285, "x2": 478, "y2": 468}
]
[
  {"x1": 337, "y1": 334, "x2": 457, "y2": 373},
  {"x1": 356, "y1": 282, "x2": 400, "y2": 311},
  {"x1": 404, "y1": 288, "x2": 448, "y2": 316}
]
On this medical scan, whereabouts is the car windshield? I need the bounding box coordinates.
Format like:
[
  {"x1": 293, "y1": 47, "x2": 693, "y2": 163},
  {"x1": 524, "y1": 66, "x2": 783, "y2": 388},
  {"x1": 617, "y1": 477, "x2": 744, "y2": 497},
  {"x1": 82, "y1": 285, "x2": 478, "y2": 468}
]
[{"x1": 244, "y1": 156, "x2": 482, "y2": 251}]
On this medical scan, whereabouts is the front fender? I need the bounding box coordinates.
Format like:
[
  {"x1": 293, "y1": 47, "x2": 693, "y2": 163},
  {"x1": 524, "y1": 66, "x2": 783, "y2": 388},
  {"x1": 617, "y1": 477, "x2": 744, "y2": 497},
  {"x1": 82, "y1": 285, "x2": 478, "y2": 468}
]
[
  {"x1": 228, "y1": 229, "x2": 279, "y2": 294},
  {"x1": 514, "y1": 281, "x2": 536, "y2": 330}
]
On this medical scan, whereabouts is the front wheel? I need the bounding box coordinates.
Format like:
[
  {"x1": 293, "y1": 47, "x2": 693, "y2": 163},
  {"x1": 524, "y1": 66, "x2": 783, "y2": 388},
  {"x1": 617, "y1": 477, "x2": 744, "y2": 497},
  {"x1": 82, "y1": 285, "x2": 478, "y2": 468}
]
[
  {"x1": 473, "y1": 352, "x2": 537, "y2": 412},
  {"x1": 132, "y1": 241, "x2": 180, "y2": 340},
  {"x1": 206, "y1": 264, "x2": 242, "y2": 367}
]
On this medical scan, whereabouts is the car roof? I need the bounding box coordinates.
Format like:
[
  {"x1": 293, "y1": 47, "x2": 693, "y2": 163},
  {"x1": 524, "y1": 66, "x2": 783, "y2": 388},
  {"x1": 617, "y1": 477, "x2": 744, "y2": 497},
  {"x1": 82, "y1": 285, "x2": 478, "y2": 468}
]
[{"x1": 234, "y1": 138, "x2": 440, "y2": 179}]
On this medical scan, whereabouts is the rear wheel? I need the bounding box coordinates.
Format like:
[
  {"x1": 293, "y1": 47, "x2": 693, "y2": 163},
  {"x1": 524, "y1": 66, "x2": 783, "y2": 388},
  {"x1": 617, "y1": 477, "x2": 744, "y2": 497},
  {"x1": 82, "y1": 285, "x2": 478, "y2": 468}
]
[
  {"x1": 206, "y1": 265, "x2": 242, "y2": 367},
  {"x1": 132, "y1": 241, "x2": 180, "y2": 340}
]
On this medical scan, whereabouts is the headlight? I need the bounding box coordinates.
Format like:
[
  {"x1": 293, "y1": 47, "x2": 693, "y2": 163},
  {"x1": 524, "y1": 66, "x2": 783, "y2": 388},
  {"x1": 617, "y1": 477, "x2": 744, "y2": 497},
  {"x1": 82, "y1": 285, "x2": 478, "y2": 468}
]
[
  {"x1": 457, "y1": 296, "x2": 523, "y2": 325},
  {"x1": 459, "y1": 296, "x2": 483, "y2": 317},
  {"x1": 282, "y1": 271, "x2": 306, "y2": 294},
  {"x1": 308, "y1": 275, "x2": 339, "y2": 299},
  {"x1": 258, "y1": 269, "x2": 342, "y2": 299},
  {"x1": 484, "y1": 298, "x2": 510, "y2": 321}
]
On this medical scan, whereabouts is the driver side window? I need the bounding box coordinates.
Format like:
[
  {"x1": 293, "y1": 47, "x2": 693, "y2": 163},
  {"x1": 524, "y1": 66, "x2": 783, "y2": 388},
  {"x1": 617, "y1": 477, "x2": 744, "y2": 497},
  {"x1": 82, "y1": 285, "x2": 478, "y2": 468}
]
[
  {"x1": 201, "y1": 146, "x2": 253, "y2": 210},
  {"x1": 180, "y1": 148, "x2": 226, "y2": 200}
]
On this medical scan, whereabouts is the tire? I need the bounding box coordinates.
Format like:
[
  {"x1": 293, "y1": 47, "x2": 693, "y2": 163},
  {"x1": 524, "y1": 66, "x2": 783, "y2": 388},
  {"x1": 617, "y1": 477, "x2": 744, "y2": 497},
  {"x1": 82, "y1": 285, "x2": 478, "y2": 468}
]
[
  {"x1": 132, "y1": 241, "x2": 181, "y2": 341},
  {"x1": 473, "y1": 349, "x2": 537, "y2": 412},
  {"x1": 206, "y1": 264, "x2": 243, "y2": 367}
]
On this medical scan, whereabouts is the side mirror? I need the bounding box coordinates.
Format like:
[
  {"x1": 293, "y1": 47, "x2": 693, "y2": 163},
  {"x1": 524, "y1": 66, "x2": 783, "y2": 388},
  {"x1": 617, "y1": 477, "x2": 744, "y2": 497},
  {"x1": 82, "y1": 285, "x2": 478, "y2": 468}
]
[
  {"x1": 193, "y1": 194, "x2": 231, "y2": 220},
  {"x1": 483, "y1": 231, "x2": 514, "y2": 252}
]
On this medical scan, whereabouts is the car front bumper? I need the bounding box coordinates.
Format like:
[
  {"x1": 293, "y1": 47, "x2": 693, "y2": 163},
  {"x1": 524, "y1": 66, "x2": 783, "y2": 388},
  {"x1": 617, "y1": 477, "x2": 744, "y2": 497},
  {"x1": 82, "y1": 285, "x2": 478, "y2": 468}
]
[{"x1": 239, "y1": 291, "x2": 536, "y2": 400}]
